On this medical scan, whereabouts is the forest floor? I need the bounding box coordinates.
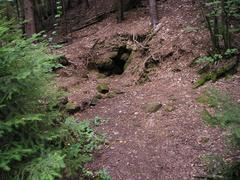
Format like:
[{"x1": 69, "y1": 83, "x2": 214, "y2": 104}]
[{"x1": 56, "y1": 0, "x2": 240, "y2": 179}]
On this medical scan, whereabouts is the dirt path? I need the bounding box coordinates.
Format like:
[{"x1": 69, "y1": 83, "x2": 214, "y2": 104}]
[{"x1": 56, "y1": 0, "x2": 240, "y2": 179}]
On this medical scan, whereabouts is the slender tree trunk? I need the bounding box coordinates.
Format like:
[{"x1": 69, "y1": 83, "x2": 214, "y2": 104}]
[
  {"x1": 221, "y1": 0, "x2": 231, "y2": 49},
  {"x1": 50, "y1": 0, "x2": 56, "y2": 26},
  {"x1": 24, "y1": 0, "x2": 36, "y2": 37},
  {"x1": 61, "y1": 0, "x2": 68, "y2": 35},
  {"x1": 149, "y1": 0, "x2": 158, "y2": 28},
  {"x1": 116, "y1": 0, "x2": 124, "y2": 23},
  {"x1": 213, "y1": 16, "x2": 220, "y2": 51},
  {"x1": 84, "y1": 0, "x2": 89, "y2": 9},
  {"x1": 16, "y1": 0, "x2": 21, "y2": 20}
]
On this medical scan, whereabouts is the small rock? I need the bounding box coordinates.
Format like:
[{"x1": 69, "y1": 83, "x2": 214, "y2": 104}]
[
  {"x1": 65, "y1": 101, "x2": 81, "y2": 114},
  {"x1": 106, "y1": 92, "x2": 117, "y2": 98},
  {"x1": 96, "y1": 83, "x2": 109, "y2": 94},
  {"x1": 142, "y1": 102, "x2": 162, "y2": 113},
  {"x1": 113, "y1": 89, "x2": 125, "y2": 94},
  {"x1": 164, "y1": 104, "x2": 175, "y2": 112},
  {"x1": 108, "y1": 51, "x2": 119, "y2": 59},
  {"x1": 120, "y1": 53, "x2": 130, "y2": 61},
  {"x1": 90, "y1": 97, "x2": 99, "y2": 106},
  {"x1": 94, "y1": 94, "x2": 103, "y2": 99},
  {"x1": 198, "y1": 136, "x2": 210, "y2": 144}
]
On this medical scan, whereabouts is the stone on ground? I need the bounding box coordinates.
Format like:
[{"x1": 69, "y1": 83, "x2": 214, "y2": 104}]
[
  {"x1": 97, "y1": 83, "x2": 110, "y2": 94},
  {"x1": 142, "y1": 102, "x2": 162, "y2": 113}
]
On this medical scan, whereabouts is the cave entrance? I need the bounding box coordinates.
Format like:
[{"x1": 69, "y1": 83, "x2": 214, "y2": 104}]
[{"x1": 97, "y1": 46, "x2": 132, "y2": 76}]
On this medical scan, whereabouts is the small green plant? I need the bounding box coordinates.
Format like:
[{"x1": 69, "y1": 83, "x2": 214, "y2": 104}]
[
  {"x1": 196, "y1": 48, "x2": 237, "y2": 64},
  {"x1": 194, "y1": 48, "x2": 238, "y2": 88},
  {"x1": 198, "y1": 89, "x2": 240, "y2": 179},
  {"x1": 198, "y1": 89, "x2": 240, "y2": 141},
  {"x1": 201, "y1": 154, "x2": 227, "y2": 177},
  {"x1": 196, "y1": 53, "x2": 223, "y2": 63},
  {"x1": 92, "y1": 116, "x2": 108, "y2": 126},
  {"x1": 96, "y1": 169, "x2": 112, "y2": 180}
]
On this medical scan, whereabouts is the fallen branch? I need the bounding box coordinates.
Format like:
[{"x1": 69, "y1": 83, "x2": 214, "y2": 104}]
[
  {"x1": 143, "y1": 23, "x2": 162, "y2": 46},
  {"x1": 71, "y1": 11, "x2": 112, "y2": 32}
]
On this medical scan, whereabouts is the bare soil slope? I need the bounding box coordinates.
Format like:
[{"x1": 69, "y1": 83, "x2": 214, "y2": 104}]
[{"x1": 56, "y1": 0, "x2": 240, "y2": 179}]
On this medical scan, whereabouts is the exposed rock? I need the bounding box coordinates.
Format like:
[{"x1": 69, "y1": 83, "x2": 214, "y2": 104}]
[
  {"x1": 90, "y1": 97, "x2": 99, "y2": 106},
  {"x1": 90, "y1": 94, "x2": 103, "y2": 106},
  {"x1": 120, "y1": 53, "x2": 130, "y2": 61},
  {"x1": 106, "y1": 92, "x2": 117, "y2": 98},
  {"x1": 142, "y1": 102, "x2": 162, "y2": 113},
  {"x1": 94, "y1": 94, "x2": 103, "y2": 99},
  {"x1": 96, "y1": 58, "x2": 114, "y2": 72},
  {"x1": 108, "y1": 51, "x2": 119, "y2": 59},
  {"x1": 197, "y1": 136, "x2": 210, "y2": 144},
  {"x1": 164, "y1": 104, "x2": 175, "y2": 112},
  {"x1": 66, "y1": 101, "x2": 81, "y2": 114},
  {"x1": 113, "y1": 89, "x2": 125, "y2": 94},
  {"x1": 88, "y1": 45, "x2": 132, "y2": 76},
  {"x1": 97, "y1": 83, "x2": 110, "y2": 94}
]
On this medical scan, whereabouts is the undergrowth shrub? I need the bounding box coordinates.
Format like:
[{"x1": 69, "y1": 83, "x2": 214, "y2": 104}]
[
  {"x1": 194, "y1": 0, "x2": 240, "y2": 87},
  {"x1": 193, "y1": 48, "x2": 239, "y2": 88},
  {"x1": 198, "y1": 89, "x2": 240, "y2": 179},
  {"x1": 0, "y1": 16, "x2": 104, "y2": 179}
]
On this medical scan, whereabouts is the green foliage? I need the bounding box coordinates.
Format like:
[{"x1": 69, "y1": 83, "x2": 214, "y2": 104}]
[
  {"x1": 202, "y1": 0, "x2": 240, "y2": 51},
  {"x1": 199, "y1": 89, "x2": 240, "y2": 143},
  {"x1": 0, "y1": 16, "x2": 104, "y2": 179},
  {"x1": 201, "y1": 154, "x2": 227, "y2": 177},
  {"x1": 196, "y1": 48, "x2": 237, "y2": 64},
  {"x1": 201, "y1": 154, "x2": 240, "y2": 180},
  {"x1": 198, "y1": 89, "x2": 240, "y2": 179},
  {"x1": 196, "y1": 53, "x2": 223, "y2": 63},
  {"x1": 194, "y1": 48, "x2": 238, "y2": 87},
  {"x1": 92, "y1": 116, "x2": 108, "y2": 127},
  {"x1": 96, "y1": 169, "x2": 112, "y2": 180},
  {"x1": 22, "y1": 151, "x2": 66, "y2": 180}
]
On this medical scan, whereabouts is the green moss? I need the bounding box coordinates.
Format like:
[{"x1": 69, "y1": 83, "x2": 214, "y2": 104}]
[
  {"x1": 194, "y1": 73, "x2": 212, "y2": 88},
  {"x1": 96, "y1": 83, "x2": 109, "y2": 94},
  {"x1": 194, "y1": 57, "x2": 238, "y2": 88},
  {"x1": 106, "y1": 92, "x2": 117, "y2": 99},
  {"x1": 94, "y1": 94, "x2": 103, "y2": 99}
]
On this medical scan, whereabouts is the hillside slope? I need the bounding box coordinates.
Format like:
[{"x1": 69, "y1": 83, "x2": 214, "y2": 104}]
[{"x1": 56, "y1": 0, "x2": 240, "y2": 179}]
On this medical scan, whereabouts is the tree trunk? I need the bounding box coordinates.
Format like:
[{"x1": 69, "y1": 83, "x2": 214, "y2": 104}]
[
  {"x1": 116, "y1": 0, "x2": 124, "y2": 23},
  {"x1": 149, "y1": 0, "x2": 158, "y2": 28},
  {"x1": 23, "y1": 0, "x2": 36, "y2": 37},
  {"x1": 84, "y1": 0, "x2": 89, "y2": 9}
]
